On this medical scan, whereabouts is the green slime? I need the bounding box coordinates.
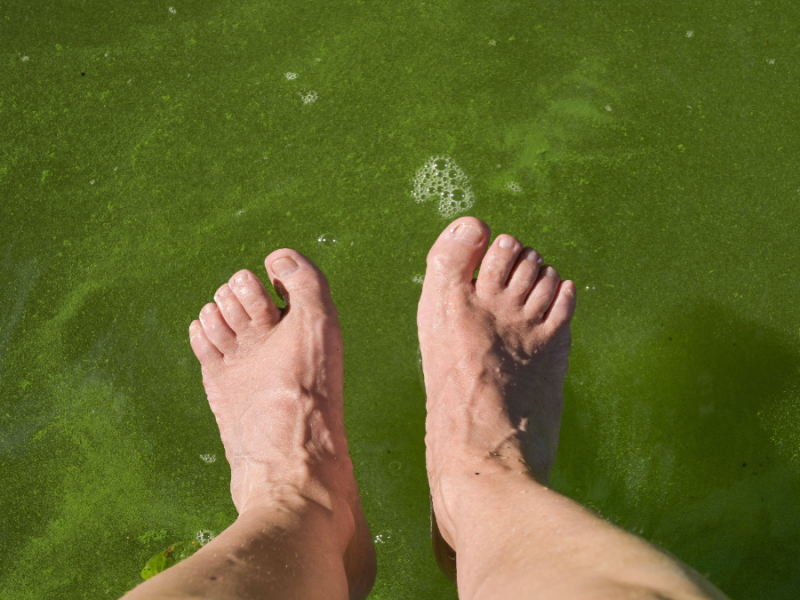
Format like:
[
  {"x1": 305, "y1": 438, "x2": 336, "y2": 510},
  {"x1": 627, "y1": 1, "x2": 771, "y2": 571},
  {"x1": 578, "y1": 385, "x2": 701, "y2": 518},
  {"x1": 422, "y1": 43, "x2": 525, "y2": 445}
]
[
  {"x1": 2, "y1": 0, "x2": 800, "y2": 598},
  {"x1": 140, "y1": 540, "x2": 204, "y2": 581}
]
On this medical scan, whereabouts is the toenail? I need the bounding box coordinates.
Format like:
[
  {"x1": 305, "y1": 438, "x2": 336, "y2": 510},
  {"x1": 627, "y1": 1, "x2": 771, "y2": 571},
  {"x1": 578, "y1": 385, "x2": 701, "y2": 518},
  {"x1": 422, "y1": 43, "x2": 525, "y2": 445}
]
[
  {"x1": 523, "y1": 249, "x2": 539, "y2": 262},
  {"x1": 272, "y1": 256, "x2": 299, "y2": 277},
  {"x1": 498, "y1": 235, "x2": 515, "y2": 250},
  {"x1": 202, "y1": 304, "x2": 217, "y2": 314},
  {"x1": 216, "y1": 285, "x2": 230, "y2": 298},
  {"x1": 451, "y1": 223, "x2": 483, "y2": 245},
  {"x1": 234, "y1": 271, "x2": 250, "y2": 284}
]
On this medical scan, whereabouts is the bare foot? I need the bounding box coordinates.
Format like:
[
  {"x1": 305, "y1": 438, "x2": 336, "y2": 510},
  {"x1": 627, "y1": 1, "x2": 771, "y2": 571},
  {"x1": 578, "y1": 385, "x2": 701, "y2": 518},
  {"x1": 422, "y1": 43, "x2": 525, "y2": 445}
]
[
  {"x1": 418, "y1": 217, "x2": 576, "y2": 574},
  {"x1": 188, "y1": 250, "x2": 376, "y2": 599}
]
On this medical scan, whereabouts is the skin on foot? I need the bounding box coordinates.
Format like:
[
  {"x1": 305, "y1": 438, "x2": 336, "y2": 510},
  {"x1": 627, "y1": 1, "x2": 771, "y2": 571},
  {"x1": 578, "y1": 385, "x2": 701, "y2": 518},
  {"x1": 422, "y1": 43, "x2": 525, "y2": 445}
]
[
  {"x1": 188, "y1": 249, "x2": 376, "y2": 599},
  {"x1": 418, "y1": 217, "x2": 576, "y2": 572}
]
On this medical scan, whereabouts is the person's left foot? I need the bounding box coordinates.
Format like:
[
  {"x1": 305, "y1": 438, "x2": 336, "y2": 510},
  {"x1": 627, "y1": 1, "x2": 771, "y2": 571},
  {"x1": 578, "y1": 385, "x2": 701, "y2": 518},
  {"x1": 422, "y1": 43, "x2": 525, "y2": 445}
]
[{"x1": 189, "y1": 249, "x2": 376, "y2": 599}]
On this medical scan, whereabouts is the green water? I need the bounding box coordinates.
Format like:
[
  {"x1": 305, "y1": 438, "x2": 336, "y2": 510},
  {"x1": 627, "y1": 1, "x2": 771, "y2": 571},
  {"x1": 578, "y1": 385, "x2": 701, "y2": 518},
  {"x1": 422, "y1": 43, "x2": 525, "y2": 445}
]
[{"x1": 2, "y1": 0, "x2": 799, "y2": 597}]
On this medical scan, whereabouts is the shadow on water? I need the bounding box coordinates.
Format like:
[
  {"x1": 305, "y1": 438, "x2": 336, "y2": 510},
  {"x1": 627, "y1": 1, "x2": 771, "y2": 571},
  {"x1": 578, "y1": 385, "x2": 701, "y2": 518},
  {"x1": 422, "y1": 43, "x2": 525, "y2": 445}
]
[{"x1": 555, "y1": 300, "x2": 800, "y2": 599}]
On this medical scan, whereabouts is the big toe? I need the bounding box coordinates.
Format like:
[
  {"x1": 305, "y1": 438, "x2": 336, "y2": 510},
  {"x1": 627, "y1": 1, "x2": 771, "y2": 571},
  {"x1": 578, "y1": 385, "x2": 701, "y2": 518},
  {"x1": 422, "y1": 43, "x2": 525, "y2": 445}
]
[
  {"x1": 265, "y1": 249, "x2": 335, "y2": 314},
  {"x1": 424, "y1": 216, "x2": 490, "y2": 290}
]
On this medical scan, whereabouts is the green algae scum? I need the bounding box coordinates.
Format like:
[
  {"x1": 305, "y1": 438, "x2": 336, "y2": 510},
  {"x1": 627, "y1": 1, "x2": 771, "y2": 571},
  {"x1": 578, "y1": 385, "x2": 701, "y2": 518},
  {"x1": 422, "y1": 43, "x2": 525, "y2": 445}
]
[
  {"x1": 140, "y1": 540, "x2": 204, "y2": 581},
  {"x1": 2, "y1": 0, "x2": 800, "y2": 598}
]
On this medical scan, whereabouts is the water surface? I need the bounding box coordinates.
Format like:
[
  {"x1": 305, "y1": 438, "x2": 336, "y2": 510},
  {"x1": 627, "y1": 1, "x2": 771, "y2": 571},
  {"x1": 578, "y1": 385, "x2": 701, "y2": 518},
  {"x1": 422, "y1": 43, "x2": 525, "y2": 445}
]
[{"x1": 2, "y1": 0, "x2": 799, "y2": 598}]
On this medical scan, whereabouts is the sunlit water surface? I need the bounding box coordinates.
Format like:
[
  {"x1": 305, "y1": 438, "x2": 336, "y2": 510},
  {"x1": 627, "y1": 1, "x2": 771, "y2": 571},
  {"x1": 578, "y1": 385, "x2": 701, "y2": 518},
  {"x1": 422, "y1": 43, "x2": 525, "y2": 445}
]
[{"x1": 2, "y1": 0, "x2": 799, "y2": 598}]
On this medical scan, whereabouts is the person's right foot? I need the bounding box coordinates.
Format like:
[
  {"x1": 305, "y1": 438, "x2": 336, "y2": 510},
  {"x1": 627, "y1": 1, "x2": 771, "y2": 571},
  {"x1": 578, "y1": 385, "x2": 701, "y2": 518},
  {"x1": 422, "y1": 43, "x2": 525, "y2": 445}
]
[
  {"x1": 189, "y1": 249, "x2": 376, "y2": 599},
  {"x1": 418, "y1": 217, "x2": 576, "y2": 571}
]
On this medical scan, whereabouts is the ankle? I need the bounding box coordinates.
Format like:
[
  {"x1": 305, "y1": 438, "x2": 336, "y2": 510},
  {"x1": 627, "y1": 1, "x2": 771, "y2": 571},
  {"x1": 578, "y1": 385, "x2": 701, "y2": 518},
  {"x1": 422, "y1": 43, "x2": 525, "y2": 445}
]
[
  {"x1": 430, "y1": 449, "x2": 537, "y2": 549},
  {"x1": 239, "y1": 485, "x2": 354, "y2": 546}
]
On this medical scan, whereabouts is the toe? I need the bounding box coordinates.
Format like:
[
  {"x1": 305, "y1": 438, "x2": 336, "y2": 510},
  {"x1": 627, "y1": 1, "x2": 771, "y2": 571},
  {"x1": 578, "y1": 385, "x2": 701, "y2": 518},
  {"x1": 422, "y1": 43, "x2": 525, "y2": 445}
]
[
  {"x1": 505, "y1": 248, "x2": 544, "y2": 302},
  {"x1": 425, "y1": 216, "x2": 490, "y2": 291},
  {"x1": 198, "y1": 302, "x2": 238, "y2": 354},
  {"x1": 228, "y1": 269, "x2": 281, "y2": 328},
  {"x1": 524, "y1": 265, "x2": 561, "y2": 321},
  {"x1": 475, "y1": 234, "x2": 522, "y2": 296},
  {"x1": 543, "y1": 280, "x2": 577, "y2": 330},
  {"x1": 189, "y1": 320, "x2": 223, "y2": 365},
  {"x1": 265, "y1": 249, "x2": 334, "y2": 314},
  {"x1": 213, "y1": 283, "x2": 250, "y2": 334}
]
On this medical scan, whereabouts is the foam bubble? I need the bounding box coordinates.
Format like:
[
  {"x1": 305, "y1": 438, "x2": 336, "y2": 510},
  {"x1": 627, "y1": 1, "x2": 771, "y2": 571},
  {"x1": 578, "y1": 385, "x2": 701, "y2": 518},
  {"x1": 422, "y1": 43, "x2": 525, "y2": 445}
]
[
  {"x1": 199, "y1": 453, "x2": 216, "y2": 464},
  {"x1": 505, "y1": 182, "x2": 523, "y2": 194},
  {"x1": 411, "y1": 156, "x2": 474, "y2": 218},
  {"x1": 373, "y1": 529, "x2": 403, "y2": 553},
  {"x1": 196, "y1": 530, "x2": 216, "y2": 544},
  {"x1": 285, "y1": 72, "x2": 298, "y2": 80},
  {"x1": 299, "y1": 90, "x2": 318, "y2": 104}
]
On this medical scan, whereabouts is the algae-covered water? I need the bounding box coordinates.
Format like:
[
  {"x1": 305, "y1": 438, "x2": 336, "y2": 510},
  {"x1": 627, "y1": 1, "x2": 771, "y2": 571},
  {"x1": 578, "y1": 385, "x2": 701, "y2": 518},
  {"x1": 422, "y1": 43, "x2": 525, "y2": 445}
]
[{"x1": 2, "y1": 0, "x2": 800, "y2": 598}]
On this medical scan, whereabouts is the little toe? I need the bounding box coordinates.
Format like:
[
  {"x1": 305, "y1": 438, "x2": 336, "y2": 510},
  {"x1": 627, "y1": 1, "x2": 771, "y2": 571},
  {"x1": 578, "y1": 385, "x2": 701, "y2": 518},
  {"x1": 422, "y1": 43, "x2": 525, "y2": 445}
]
[
  {"x1": 265, "y1": 249, "x2": 334, "y2": 314},
  {"x1": 543, "y1": 280, "x2": 577, "y2": 330},
  {"x1": 213, "y1": 283, "x2": 250, "y2": 334},
  {"x1": 189, "y1": 320, "x2": 223, "y2": 365},
  {"x1": 198, "y1": 302, "x2": 238, "y2": 354},
  {"x1": 425, "y1": 216, "x2": 490, "y2": 291},
  {"x1": 475, "y1": 234, "x2": 522, "y2": 296},
  {"x1": 524, "y1": 265, "x2": 561, "y2": 321},
  {"x1": 228, "y1": 269, "x2": 281, "y2": 327},
  {"x1": 506, "y1": 248, "x2": 544, "y2": 302}
]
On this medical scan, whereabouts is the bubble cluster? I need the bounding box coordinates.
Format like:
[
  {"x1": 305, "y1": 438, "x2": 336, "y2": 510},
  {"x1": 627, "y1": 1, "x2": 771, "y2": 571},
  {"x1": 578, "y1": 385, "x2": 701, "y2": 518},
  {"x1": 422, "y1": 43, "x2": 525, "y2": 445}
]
[
  {"x1": 285, "y1": 72, "x2": 298, "y2": 80},
  {"x1": 299, "y1": 90, "x2": 318, "y2": 104},
  {"x1": 411, "y1": 156, "x2": 474, "y2": 218},
  {"x1": 199, "y1": 453, "x2": 216, "y2": 464},
  {"x1": 411, "y1": 274, "x2": 424, "y2": 284},
  {"x1": 505, "y1": 182, "x2": 523, "y2": 194},
  {"x1": 373, "y1": 530, "x2": 402, "y2": 553},
  {"x1": 196, "y1": 530, "x2": 216, "y2": 544}
]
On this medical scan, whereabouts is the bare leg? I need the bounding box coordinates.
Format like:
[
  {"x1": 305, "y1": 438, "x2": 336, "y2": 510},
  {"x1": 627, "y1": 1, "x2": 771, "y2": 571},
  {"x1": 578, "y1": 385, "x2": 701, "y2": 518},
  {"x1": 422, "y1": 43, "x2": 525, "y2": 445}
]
[
  {"x1": 420, "y1": 217, "x2": 729, "y2": 600},
  {"x1": 123, "y1": 250, "x2": 376, "y2": 600}
]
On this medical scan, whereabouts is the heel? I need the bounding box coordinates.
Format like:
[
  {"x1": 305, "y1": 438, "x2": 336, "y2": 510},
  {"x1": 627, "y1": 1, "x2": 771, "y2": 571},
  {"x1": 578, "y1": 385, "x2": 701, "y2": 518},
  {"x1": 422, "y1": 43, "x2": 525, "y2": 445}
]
[{"x1": 430, "y1": 496, "x2": 457, "y2": 583}]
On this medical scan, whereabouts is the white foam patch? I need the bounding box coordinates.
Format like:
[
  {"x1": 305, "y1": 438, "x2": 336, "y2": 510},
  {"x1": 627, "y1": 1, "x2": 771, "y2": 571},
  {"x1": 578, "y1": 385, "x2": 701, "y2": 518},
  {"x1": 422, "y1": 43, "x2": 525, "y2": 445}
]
[
  {"x1": 299, "y1": 90, "x2": 318, "y2": 104},
  {"x1": 199, "y1": 453, "x2": 216, "y2": 464},
  {"x1": 411, "y1": 156, "x2": 474, "y2": 218}
]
